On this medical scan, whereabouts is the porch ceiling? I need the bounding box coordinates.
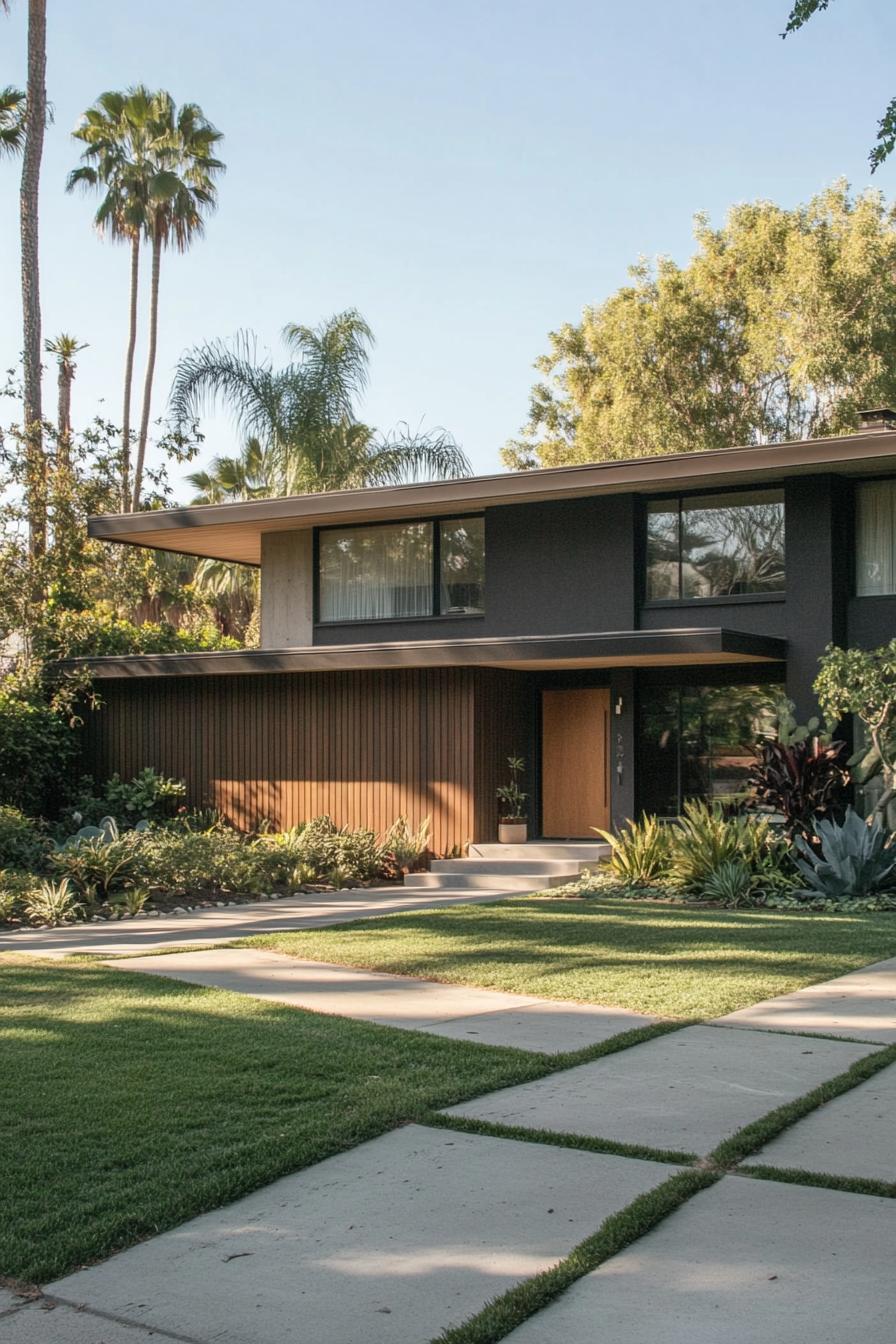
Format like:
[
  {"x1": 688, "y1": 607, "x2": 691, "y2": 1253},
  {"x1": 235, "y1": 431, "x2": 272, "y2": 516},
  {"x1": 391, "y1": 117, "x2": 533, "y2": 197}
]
[{"x1": 60, "y1": 628, "x2": 786, "y2": 680}]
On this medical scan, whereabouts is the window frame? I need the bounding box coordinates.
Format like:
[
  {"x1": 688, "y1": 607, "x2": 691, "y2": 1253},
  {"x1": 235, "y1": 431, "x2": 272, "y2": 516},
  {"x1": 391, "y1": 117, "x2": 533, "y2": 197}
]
[
  {"x1": 313, "y1": 512, "x2": 486, "y2": 626},
  {"x1": 853, "y1": 476, "x2": 896, "y2": 599},
  {"x1": 641, "y1": 485, "x2": 787, "y2": 607}
]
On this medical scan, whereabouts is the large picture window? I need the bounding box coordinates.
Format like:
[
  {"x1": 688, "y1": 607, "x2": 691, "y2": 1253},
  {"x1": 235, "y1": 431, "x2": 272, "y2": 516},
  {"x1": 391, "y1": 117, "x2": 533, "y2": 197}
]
[
  {"x1": 639, "y1": 682, "x2": 782, "y2": 816},
  {"x1": 646, "y1": 490, "x2": 785, "y2": 601},
  {"x1": 856, "y1": 480, "x2": 896, "y2": 596},
  {"x1": 317, "y1": 516, "x2": 484, "y2": 623}
]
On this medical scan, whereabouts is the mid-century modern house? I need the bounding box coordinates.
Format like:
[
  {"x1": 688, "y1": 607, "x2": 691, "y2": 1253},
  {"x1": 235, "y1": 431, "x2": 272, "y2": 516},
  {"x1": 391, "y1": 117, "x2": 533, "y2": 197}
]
[{"x1": 71, "y1": 410, "x2": 896, "y2": 855}]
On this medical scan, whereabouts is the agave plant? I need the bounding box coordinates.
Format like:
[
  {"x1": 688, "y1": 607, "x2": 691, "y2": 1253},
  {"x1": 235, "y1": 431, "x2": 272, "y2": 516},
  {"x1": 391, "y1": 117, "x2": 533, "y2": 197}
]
[
  {"x1": 595, "y1": 815, "x2": 671, "y2": 886},
  {"x1": 699, "y1": 861, "x2": 756, "y2": 907},
  {"x1": 792, "y1": 807, "x2": 896, "y2": 902}
]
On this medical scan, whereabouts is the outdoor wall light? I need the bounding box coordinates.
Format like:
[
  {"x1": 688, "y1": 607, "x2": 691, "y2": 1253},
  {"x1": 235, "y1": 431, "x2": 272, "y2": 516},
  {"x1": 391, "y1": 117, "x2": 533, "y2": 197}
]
[{"x1": 615, "y1": 696, "x2": 624, "y2": 716}]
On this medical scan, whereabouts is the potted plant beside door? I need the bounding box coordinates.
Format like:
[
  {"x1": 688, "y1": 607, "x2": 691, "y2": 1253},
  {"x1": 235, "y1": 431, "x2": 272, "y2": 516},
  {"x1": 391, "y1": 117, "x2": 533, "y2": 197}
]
[{"x1": 497, "y1": 755, "x2": 528, "y2": 844}]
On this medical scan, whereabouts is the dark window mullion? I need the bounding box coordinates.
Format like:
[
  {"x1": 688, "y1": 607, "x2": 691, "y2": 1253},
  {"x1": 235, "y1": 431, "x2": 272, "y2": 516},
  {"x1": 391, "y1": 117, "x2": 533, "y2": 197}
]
[
  {"x1": 677, "y1": 497, "x2": 684, "y2": 601},
  {"x1": 432, "y1": 521, "x2": 441, "y2": 616}
]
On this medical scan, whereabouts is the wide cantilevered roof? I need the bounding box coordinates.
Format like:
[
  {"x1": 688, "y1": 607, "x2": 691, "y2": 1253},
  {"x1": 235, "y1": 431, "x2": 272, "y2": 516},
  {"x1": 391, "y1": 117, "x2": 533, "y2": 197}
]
[
  {"x1": 59, "y1": 628, "x2": 786, "y2": 680},
  {"x1": 87, "y1": 425, "x2": 896, "y2": 565}
]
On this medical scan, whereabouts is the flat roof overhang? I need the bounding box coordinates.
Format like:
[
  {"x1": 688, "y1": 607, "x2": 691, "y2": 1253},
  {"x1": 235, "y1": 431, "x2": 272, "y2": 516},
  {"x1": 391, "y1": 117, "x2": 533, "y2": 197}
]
[
  {"x1": 60, "y1": 628, "x2": 787, "y2": 680},
  {"x1": 86, "y1": 429, "x2": 896, "y2": 565}
]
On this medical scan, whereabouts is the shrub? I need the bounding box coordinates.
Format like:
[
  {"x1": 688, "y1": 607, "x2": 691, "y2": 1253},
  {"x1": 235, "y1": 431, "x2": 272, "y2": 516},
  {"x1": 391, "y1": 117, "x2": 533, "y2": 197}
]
[
  {"x1": 793, "y1": 807, "x2": 896, "y2": 902},
  {"x1": 748, "y1": 700, "x2": 848, "y2": 842},
  {"x1": 63, "y1": 770, "x2": 187, "y2": 830},
  {"x1": 595, "y1": 814, "x2": 671, "y2": 886},
  {"x1": 109, "y1": 885, "x2": 150, "y2": 915},
  {"x1": 49, "y1": 831, "x2": 140, "y2": 900},
  {"x1": 132, "y1": 828, "x2": 270, "y2": 896},
  {"x1": 0, "y1": 806, "x2": 48, "y2": 870},
  {"x1": 282, "y1": 816, "x2": 383, "y2": 883},
  {"x1": 46, "y1": 605, "x2": 241, "y2": 658},
  {"x1": 103, "y1": 769, "x2": 187, "y2": 823},
  {"x1": 379, "y1": 816, "x2": 431, "y2": 876},
  {"x1": 666, "y1": 800, "x2": 793, "y2": 896},
  {"x1": 24, "y1": 878, "x2": 83, "y2": 926},
  {"x1": 0, "y1": 683, "x2": 78, "y2": 816}
]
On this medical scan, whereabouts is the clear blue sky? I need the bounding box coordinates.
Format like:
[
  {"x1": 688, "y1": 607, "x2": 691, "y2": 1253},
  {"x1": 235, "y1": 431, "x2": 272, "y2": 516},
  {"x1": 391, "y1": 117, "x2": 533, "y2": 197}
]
[{"x1": 2, "y1": 0, "x2": 896, "y2": 491}]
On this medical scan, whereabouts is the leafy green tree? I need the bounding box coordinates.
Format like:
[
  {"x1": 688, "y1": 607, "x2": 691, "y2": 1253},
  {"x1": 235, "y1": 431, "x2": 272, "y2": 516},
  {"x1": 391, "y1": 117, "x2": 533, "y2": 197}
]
[
  {"x1": 171, "y1": 310, "x2": 471, "y2": 493},
  {"x1": 783, "y1": 2, "x2": 896, "y2": 171},
  {"x1": 815, "y1": 641, "x2": 896, "y2": 826},
  {"x1": 505, "y1": 184, "x2": 896, "y2": 469},
  {"x1": 67, "y1": 87, "x2": 161, "y2": 508}
]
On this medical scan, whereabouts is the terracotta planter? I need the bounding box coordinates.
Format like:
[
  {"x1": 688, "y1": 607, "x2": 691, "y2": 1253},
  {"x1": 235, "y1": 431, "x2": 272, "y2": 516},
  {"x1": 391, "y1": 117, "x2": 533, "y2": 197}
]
[{"x1": 498, "y1": 821, "x2": 528, "y2": 844}]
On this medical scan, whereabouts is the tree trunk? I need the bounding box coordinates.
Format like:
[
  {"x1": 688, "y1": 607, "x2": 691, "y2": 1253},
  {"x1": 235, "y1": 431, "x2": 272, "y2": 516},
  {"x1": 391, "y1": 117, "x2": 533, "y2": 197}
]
[
  {"x1": 132, "y1": 229, "x2": 161, "y2": 512},
  {"x1": 122, "y1": 233, "x2": 140, "y2": 511},
  {"x1": 56, "y1": 359, "x2": 72, "y2": 469},
  {"x1": 20, "y1": 0, "x2": 47, "y2": 559}
]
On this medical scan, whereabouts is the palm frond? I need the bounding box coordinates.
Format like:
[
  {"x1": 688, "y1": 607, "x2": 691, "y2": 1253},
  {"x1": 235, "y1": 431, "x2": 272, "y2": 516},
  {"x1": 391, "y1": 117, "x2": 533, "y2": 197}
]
[
  {"x1": 0, "y1": 85, "x2": 25, "y2": 158},
  {"x1": 363, "y1": 424, "x2": 472, "y2": 485},
  {"x1": 169, "y1": 334, "x2": 283, "y2": 447}
]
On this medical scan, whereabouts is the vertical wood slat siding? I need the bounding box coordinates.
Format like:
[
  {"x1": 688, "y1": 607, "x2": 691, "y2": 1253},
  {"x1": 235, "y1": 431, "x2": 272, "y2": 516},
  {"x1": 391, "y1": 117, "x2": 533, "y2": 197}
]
[{"x1": 80, "y1": 667, "x2": 521, "y2": 853}]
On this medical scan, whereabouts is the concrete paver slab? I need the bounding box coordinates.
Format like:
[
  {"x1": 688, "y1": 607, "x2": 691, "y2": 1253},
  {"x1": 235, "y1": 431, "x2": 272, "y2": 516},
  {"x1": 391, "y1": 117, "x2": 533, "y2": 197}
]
[
  {"x1": 112, "y1": 948, "x2": 656, "y2": 1050},
  {"x1": 46, "y1": 1125, "x2": 680, "y2": 1344},
  {"x1": 715, "y1": 956, "x2": 896, "y2": 1043},
  {"x1": 422, "y1": 1001, "x2": 657, "y2": 1052},
  {"x1": 504, "y1": 1176, "x2": 896, "y2": 1343},
  {"x1": 114, "y1": 949, "x2": 543, "y2": 1027},
  {"x1": 444, "y1": 1025, "x2": 876, "y2": 1152},
  {"x1": 2, "y1": 1302, "x2": 163, "y2": 1342},
  {"x1": 0, "y1": 888, "x2": 514, "y2": 958},
  {"x1": 753, "y1": 1059, "x2": 896, "y2": 1181}
]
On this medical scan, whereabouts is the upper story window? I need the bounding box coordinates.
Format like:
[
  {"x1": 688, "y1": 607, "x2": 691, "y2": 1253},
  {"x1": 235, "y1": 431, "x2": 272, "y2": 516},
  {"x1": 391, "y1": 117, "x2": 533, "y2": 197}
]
[
  {"x1": 645, "y1": 489, "x2": 785, "y2": 602},
  {"x1": 317, "y1": 515, "x2": 484, "y2": 623},
  {"x1": 856, "y1": 480, "x2": 896, "y2": 595}
]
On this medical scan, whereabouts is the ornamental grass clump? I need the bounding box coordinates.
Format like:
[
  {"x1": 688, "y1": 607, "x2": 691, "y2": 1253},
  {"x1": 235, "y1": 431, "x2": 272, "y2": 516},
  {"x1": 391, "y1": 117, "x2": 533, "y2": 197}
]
[
  {"x1": 24, "y1": 878, "x2": 83, "y2": 927},
  {"x1": 594, "y1": 814, "x2": 671, "y2": 886}
]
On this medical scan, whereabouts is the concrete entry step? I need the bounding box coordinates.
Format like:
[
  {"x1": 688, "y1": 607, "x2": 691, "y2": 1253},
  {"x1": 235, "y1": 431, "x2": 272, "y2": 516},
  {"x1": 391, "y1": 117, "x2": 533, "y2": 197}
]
[
  {"x1": 404, "y1": 871, "x2": 571, "y2": 891},
  {"x1": 430, "y1": 859, "x2": 584, "y2": 876},
  {"x1": 469, "y1": 842, "x2": 610, "y2": 861}
]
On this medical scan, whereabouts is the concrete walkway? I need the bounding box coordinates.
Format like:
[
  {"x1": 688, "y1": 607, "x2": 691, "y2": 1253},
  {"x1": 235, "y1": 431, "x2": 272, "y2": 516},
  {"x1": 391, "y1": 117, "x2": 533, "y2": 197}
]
[
  {"x1": 0, "y1": 885, "x2": 516, "y2": 958},
  {"x1": 112, "y1": 947, "x2": 657, "y2": 1052},
  {"x1": 715, "y1": 954, "x2": 896, "y2": 1043},
  {"x1": 5, "y1": 946, "x2": 896, "y2": 1342}
]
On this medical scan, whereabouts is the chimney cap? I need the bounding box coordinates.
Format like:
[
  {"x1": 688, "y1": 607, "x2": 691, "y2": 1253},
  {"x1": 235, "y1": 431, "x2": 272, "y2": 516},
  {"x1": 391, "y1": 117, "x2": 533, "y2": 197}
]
[{"x1": 858, "y1": 408, "x2": 896, "y2": 432}]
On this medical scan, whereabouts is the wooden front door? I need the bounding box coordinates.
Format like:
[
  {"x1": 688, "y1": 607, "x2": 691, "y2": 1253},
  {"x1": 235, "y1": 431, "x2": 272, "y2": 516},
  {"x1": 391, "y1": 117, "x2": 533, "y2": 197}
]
[{"x1": 541, "y1": 688, "x2": 610, "y2": 838}]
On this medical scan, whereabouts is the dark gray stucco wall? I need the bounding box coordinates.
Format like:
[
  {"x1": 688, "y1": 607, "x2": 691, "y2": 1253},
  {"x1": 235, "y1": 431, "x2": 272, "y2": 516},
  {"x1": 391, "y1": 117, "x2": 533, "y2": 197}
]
[{"x1": 313, "y1": 495, "x2": 638, "y2": 644}]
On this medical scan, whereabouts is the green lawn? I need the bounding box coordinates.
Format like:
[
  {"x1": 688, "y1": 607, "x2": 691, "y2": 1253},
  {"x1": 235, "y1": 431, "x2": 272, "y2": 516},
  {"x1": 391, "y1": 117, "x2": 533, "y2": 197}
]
[
  {"x1": 243, "y1": 896, "x2": 896, "y2": 1019},
  {"x1": 0, "y1": 954, "x2": 549, "y2": 1284}
]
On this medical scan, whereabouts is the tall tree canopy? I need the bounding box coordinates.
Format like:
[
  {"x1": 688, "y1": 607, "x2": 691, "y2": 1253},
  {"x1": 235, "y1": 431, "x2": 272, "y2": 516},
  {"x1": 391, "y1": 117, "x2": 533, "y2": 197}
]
[{"x1": 504, "y1": 184, "x2": 896, "y2": 470}]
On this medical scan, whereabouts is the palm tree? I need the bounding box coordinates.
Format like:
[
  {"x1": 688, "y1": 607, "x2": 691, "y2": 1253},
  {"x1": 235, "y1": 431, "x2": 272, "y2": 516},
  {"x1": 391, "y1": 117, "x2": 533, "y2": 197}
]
[
  {"x1": 132, "y1": 93, "x2": 224, "y2": 512},
  {"x1": 44, "y1": 334, "x2": 87, "y2": 468},
  {"x1": 20, "y1": 0, "x2": 47, "y2": 559},
  {"x1": 67, "y1": 87, "x2": 158, "y2": 509},
  {"x1": 170, "y1": 311, "x2": 471, "y2": 496},
  {"x1": 0, "y1": 86, "x2": 25, "y2": 156}
]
